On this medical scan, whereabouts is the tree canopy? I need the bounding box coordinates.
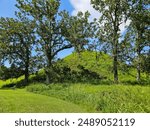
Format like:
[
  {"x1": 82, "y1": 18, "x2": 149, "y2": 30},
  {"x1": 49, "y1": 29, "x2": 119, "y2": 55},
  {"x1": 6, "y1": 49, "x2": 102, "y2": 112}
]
[{"x1": 0, "y1": 0, "x2": 149, "y2": 85}]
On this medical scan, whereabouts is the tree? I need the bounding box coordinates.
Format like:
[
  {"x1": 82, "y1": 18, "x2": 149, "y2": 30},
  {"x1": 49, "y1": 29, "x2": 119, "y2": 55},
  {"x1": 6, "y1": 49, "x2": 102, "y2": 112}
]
[
  {"x1": 141, "y1": 52, "x2": 150, "y2": 79},
  {"x1": 127, "y1": 0, "x2": 150, "y2": 81},
  {"x1": 0, "y1": 35, "x2": 10, "y2": 79},
  {"x1": 0, "y1": 16, "x2": 35, "y2": 84},
  {"x1": 16, "y1": 0, "x2": 72, "y2": 84},
  {"x1": 60, "y1": 11, "x2": 92, "y2": 56},
  {"x1": 0, "y1": 42, "x2": 4, "y2": 73},
  {"x1": 91, "y1": 0, "x2": 129, "y2": 83},
  {"x1": 0, "y1": 19, "x2": 12, "y2": 65}
]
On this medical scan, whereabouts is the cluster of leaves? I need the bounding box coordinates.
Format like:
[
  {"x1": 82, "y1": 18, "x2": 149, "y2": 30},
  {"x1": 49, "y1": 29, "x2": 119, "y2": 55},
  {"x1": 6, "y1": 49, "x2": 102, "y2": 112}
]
[{"x1": 0, "y1": 65, "x2": 24, "y2": 80}]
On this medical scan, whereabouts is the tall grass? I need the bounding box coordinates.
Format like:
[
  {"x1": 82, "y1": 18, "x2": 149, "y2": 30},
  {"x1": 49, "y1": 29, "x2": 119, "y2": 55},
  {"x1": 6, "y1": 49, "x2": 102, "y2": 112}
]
[{"x1": 26, "y1": 83, "x2": 150, "y2": 112}]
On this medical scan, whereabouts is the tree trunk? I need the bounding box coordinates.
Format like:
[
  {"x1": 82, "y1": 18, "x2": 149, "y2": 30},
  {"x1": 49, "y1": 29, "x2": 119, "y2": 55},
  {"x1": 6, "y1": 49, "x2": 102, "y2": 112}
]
[
  {"x1": 24, "y1": 65, "x2": 29, "y2": 85},
  {"x1": 45, "y1": 65, "x2": 52, "y2": 84},
  {"x1": 136, "y1": 32, "x2": 141, "y2": 82},
  {"x1": 24, "y1": 45, "x2": 29, "y2": 85},
  {"x1": 112, "y1": 3, "x2": 119, "y2": 83},
  {"x1": 136, "y1": 32, "x2": 142, "y2": 82},
  {"x1": 45, "y1": 47, "x2": 52, "y2": 84},
  {"x1": 113, "y1": 24, "x2": 119, "y2": 83},
  {"x1": 46, "y1": 71, "x2": 51, "y2": 84},
  {"x1": 136, "y1": 62, "x2": 141, "y2": 81},
  {"x1": 113, "y1": 42, "x2": 118, "y2": 83}
]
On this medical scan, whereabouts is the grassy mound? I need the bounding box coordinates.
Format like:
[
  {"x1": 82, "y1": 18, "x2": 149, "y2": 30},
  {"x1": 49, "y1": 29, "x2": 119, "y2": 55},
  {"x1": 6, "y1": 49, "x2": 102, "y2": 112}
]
[
  {"x1": 60, "y1": 51, "x2": 148, "y2": 83},
  {"x1": 0, "y1": 89, "x2": 85, "y2": 113},
  {"x1": 26, "y1": 83, "x2": 150, "y2": 113},
  {"x1": 60, "y1": 51, "x2": 113, "y2": 79},
  {"x1": 1, "y1": 51, "x2": 149, "y2": 88},
  {"x1": 59, "y1": 51, "x2": 131, "y2": 81}
]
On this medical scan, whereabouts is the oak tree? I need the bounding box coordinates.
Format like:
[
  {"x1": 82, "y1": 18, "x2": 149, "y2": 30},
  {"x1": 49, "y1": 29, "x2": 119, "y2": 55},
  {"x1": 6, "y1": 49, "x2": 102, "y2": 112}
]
[
  {"x1": 16, "y1": 0, "x2": 72, "y2": 84},
  {"x1": 91, "y1": 0, "x2": 129, "y2": 83}
]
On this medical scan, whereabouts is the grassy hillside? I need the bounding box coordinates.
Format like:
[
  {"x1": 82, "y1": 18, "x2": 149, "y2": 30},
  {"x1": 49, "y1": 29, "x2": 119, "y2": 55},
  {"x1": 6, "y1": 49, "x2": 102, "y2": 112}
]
[
  {"x1": 60, "y1": 51, "x2": 145, "y2": 82},
  {"x1": 0, "y1": 89, "x2": 85, "y2": 112},
  {"x1": 27, "y1": 83, "x2": 150, "y2": 113},
  {"x1": 0, "y1": 51, "x2": 149, "y2": 113},
  {"x1": 1, "y1": 51, "x2": 148, "y2": 89},
  {"x1": 60, "y1": 51, "x2": 113, "y2": 79}
]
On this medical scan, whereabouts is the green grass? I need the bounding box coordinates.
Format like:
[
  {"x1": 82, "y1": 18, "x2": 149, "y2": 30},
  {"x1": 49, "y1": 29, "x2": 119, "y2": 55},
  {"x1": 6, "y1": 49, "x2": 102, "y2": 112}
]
[
  {"x1": 1, "y1": 51, "x2": 149, "y2": 89},
  {"x1": 0, "y1": 80, "x2": 4, "y2": 88},
  {"x1": 0, "y1": 89, "x2": 85, "y2": 113},
  {"x1": 0, "y1": 51, "x2": 149, "y2": 113},
  {"x1": 60, "y1": 51, "x2": 148, "y2": 82},
  {"x1": 0, "y1": 76, "x2": 24, "y2": 88},
  {"x1": 60, "y1": 51, "x2": 113, "y2": 80},
  {"x1": 26, "y1": 83, "x2": 150, "y2": 113}
]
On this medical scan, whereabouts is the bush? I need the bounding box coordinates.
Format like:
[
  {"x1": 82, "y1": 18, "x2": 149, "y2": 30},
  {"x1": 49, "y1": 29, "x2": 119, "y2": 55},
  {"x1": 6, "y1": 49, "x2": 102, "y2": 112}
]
[
  {"x1": 48, "y1": 64, "x2": 102, "y2": 83},
  {"x1": 0, "y1": 76, "x2": 25, "y2": 89},
  {"x1": 0, "y1": 65, "x2": 24, "y2": 80}
]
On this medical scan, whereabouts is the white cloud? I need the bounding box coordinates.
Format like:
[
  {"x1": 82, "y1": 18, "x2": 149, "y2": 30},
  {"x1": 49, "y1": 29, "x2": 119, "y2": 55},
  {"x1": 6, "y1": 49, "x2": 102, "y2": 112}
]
[
  {"x1": 69, "y1": 0, "x2": 100, "y2": 20},
  {"x1": 119, "y1": 19, "x2": 131, "y2": 33},
  {"x1": 69, "y1": 0, "x2": 130, "y2": 33}
]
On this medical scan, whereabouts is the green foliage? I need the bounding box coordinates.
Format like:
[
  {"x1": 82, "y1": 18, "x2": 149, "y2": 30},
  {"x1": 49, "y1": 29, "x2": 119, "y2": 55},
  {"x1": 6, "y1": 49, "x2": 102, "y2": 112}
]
[
  {"x1": 91, "y1": 0, "x2": 130, "y2": 82},
  {"x1": 16, "y1": 0, "x2": 72, "y2": 84},
  {"x1": 0, "y1": 0, "x2": 149, "y2": 85},
  {"x1": 0, "y1": 51, "x2": 148, "y2": 89},
  {"x1": 0, "y1": 15, "x2": 35, "y2": 84},
  {"x1": 0, "y1": 65, "x2": 24, "y2": 80},
  {"x1": 125, "y1": 0, "x2": 150, "y2": 81},
  {"x1": 26, "y1": 51, "x2": 109, "y2": 83},
  {"x1": 58, "y1": 51, "x2": 145, "y2": 83},
  {"x1": 29, "y1": 69, "x2": 46, "y2": 82},
  {"x1": 0, "y1": 0, "x2": 149, "y2": 113},
  {"x1": 26, "y1": 83, "x2": 49, "y2": 92},
  {"x1": 26, "y1": 83, "x2": 150, "y2": 112},
  {"x1": 60, "y1": 11, "x2": 91, "y2": 54},
  {"x1": 141, "y1": 54, "x2": 150, "y2": 77},
  {"x1": 0, "y1": 76, "x2": 24, "y2": 89}
]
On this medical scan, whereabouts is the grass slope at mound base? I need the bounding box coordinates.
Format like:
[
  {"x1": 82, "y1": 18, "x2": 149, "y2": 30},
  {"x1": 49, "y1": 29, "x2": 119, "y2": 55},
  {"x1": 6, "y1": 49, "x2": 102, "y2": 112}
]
[
  {"x1": 26, "y1": 83, "x2": 150, "y2": 112},
  {"x1": 0, "y1": 89, "x2": 85, "y2": 113}
]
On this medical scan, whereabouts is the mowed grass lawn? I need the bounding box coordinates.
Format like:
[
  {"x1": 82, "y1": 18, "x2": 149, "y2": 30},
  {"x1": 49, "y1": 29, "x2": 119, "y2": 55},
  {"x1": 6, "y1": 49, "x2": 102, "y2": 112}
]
[{"x1": 0, "y1": 89, "x2": 85, "y2": 113}]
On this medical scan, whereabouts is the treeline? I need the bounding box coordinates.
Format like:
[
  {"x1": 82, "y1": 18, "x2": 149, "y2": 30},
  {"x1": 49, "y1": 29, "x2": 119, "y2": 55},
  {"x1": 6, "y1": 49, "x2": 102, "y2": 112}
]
[{"x1": 0, "y1": 0, "x2": 149, "y2": 84}]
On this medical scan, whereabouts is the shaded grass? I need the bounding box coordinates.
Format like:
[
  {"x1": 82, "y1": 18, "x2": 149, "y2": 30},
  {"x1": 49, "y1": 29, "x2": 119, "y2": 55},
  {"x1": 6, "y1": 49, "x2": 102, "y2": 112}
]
[
  {"x1": 26, "y1": 83, "x2": 150, "y2": 113},
  {"x1": 0, "y1": 76, "x2": 24, "y2": 89},
  {"x1": 0, "y1": 89, "x2": 85, "y2": 113}
]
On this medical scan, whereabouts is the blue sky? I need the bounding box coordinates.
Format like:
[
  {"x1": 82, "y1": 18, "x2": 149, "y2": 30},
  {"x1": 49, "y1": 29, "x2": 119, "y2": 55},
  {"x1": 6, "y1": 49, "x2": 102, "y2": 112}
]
[{"x1": 0, "y1": 0, "x2": 17, "y2": 17}]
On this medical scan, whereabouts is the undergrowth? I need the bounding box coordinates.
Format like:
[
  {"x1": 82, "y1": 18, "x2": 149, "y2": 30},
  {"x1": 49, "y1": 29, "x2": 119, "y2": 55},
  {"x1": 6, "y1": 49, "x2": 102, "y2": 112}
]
[{"x1": 26, "y1": 83, "x2": 150, "y2": 113}]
